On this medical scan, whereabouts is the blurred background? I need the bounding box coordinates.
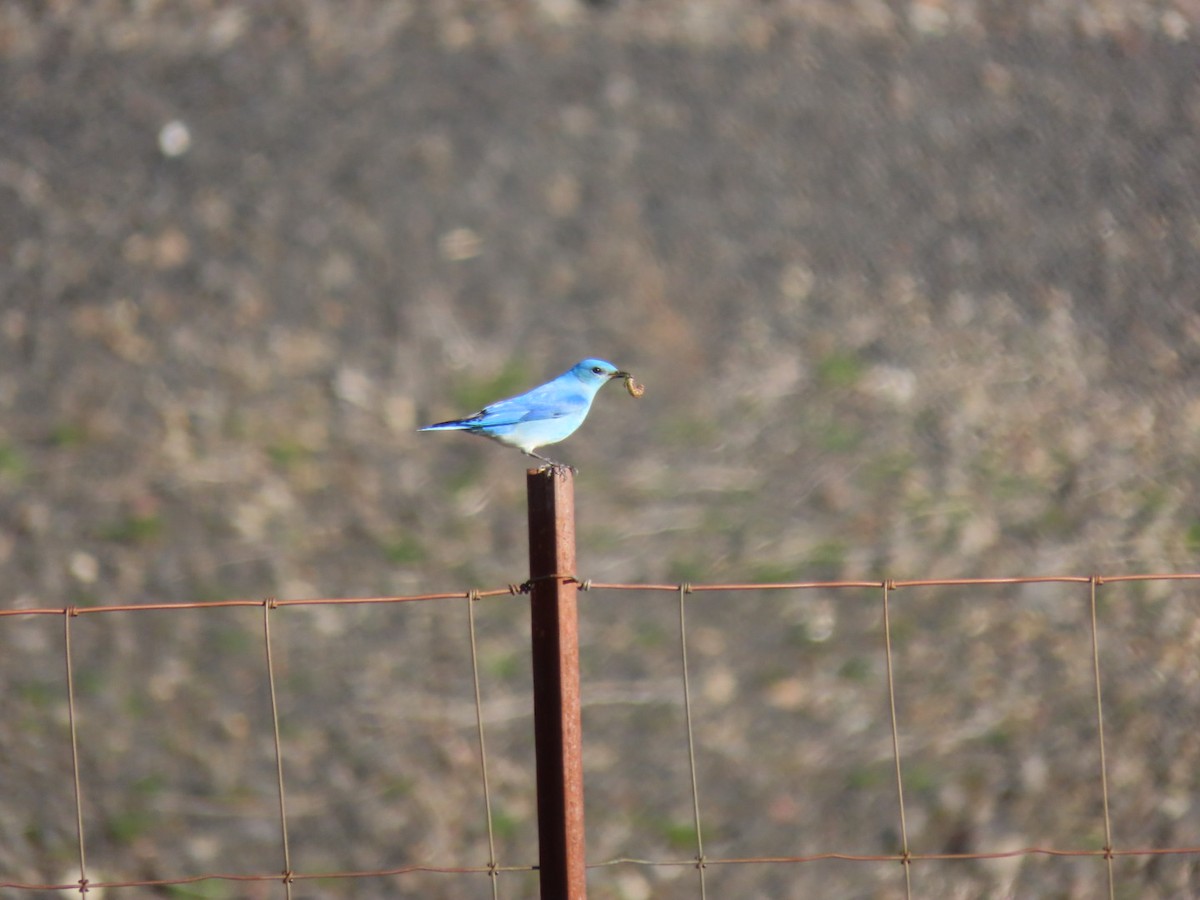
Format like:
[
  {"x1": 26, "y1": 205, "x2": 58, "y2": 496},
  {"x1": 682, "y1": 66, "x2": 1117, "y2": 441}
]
[{"x1": 2, "y1": 2, "x2": 1200, "y2": 898}]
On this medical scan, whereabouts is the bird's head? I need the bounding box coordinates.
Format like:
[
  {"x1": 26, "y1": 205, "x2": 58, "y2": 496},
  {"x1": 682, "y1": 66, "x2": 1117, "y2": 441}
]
[{"x1": 573, "y1": 358, "x2": 631, "y2": 385}]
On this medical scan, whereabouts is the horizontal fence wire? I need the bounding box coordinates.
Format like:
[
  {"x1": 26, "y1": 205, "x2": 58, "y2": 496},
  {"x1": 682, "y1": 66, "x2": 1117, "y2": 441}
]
[
  {"x1": 2, "y1": 572, "x2": 1199, "y2": 896},
  {"x1": 4, "y1": 574, "x2": 1199, "y2": 620}
]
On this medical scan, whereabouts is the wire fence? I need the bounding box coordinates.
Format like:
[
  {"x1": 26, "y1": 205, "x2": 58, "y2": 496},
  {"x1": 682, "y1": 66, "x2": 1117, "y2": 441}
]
[{"x1": 4, "y1": 570, "x2": 1200, "y2": 898}]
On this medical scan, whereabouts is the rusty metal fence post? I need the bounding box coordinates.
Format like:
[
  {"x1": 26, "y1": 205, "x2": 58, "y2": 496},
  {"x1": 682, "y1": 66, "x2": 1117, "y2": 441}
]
[{"x1": 527, "y1": 468, "x2": 588, "y2": 899}]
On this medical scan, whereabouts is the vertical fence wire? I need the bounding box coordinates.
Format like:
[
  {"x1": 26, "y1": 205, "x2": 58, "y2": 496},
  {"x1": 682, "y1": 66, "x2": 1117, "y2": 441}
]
[
  {"x1": 261, "y1": 600, "x2": 294, "y2": 900},
  {"x1": 881, "y1": 582, "x2": 913, "y2": 900},
  {"x1": 63, "y1": 609, "x2": 89, "y2": 897},
  {"x1": 467, "y1": 590, "x2": 502, "y2": 900},
  {"x1": 676, "y1": 583, "x2": 707, "y2": 897},
  {"x1": 1088, "y1": 577, "x2": 1116, "y2": 900}
]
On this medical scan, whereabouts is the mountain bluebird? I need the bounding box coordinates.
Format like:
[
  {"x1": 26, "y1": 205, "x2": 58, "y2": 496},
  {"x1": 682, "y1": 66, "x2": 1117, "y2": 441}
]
[{"x1": 420, "y1": 358, "x2": 639, "y2": 469}]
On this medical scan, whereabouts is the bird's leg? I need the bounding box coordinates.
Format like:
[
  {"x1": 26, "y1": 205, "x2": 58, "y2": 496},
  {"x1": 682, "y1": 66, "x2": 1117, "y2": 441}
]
[{"x1": 526, "y1": 450, "x2": 577, "y2": 475}]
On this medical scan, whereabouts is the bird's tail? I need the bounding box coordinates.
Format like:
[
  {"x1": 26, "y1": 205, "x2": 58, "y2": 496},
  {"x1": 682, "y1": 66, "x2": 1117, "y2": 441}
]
[{"x1": 418, "y1": 419, "x2": 473, "y2": 432}]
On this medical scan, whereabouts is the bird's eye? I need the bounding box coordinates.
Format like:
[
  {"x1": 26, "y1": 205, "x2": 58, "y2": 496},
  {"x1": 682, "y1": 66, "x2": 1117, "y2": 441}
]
[{"x1": 592, "y1": 366, "x2": 604, "y2": 374}]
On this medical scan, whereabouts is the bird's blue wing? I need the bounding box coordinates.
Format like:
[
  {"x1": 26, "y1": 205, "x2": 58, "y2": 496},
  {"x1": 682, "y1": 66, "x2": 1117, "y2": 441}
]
[
  {"x1": 420, "y1": 369, "x2": 595, "y2": 433},
  {"x1": 466, "y1": 390, "x2": 588, "y2": 427}
]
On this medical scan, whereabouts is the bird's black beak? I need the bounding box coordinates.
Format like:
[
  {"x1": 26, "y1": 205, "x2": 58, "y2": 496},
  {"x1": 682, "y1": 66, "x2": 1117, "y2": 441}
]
[{"x1": 612, "y1": 370, "x2": 632, "y2": 380}]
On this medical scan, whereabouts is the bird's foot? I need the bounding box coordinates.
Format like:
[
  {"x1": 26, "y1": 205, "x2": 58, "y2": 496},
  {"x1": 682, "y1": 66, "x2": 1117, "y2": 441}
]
[
  {"x1": 529, "y1": 452, "x2": 577, "y2": 475},
  {"x1": 537, "y1": 461, "x2": 577, "y2": 476}
]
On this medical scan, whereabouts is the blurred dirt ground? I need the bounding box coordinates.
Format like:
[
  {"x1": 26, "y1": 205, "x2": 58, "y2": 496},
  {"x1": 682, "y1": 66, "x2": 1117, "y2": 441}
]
[{"x1": 2, "y1": 2, "x2": 1200, "y2": 898}]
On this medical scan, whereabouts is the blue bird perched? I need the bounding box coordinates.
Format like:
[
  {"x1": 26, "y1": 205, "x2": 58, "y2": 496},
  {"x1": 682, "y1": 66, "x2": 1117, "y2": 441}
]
[{"x1": 419, "y1": 358, "x2": 643, "y2": 470}]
